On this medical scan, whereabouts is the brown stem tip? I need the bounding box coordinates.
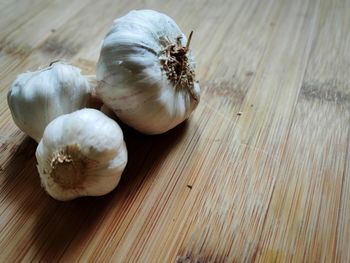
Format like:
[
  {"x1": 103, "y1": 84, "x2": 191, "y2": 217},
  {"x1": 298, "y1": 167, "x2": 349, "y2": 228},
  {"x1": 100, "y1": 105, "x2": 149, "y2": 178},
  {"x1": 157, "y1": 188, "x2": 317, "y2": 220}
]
[
  {"x1": 49, "y1": 59, "x2": 62, "y2": 67},
  {"x1": 186, "y1": 31, "x2": 193, "y2": 51}
]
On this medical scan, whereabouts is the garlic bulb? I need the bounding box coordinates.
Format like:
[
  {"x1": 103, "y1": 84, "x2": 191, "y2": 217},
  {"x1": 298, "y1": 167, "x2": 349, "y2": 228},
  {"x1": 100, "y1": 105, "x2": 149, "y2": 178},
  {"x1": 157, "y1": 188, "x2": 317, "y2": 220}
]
[
  {"x1": 96, "y1": 9, "x2": 200, "y2": 134},
  {"x1": 36, "y1": 108, "x2": 127, "y2": 201},
  {"x1": 7, "y1": 62, "x2": 91, "y2": 142}
]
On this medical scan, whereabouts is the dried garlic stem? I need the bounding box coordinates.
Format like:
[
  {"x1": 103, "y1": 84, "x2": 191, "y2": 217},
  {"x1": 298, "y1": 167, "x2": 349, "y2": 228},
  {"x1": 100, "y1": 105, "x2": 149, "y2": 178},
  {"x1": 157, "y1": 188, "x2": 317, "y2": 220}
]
[{"x1": 159, "y1": 31, "x2": 197, "y2": 99}]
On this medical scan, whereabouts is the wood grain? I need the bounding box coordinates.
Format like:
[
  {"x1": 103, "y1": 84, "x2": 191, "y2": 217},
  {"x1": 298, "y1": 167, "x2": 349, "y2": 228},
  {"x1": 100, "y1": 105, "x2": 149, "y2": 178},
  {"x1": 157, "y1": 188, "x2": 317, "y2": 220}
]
[{"x1": 0, "y1": 0, "x2": 349, "y2": 262}]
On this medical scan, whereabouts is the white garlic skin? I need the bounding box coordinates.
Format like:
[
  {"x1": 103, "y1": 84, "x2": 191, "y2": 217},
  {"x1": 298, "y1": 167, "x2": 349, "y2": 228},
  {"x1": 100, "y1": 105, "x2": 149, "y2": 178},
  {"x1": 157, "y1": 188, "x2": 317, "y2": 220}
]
[
  {"x1": 96, "y1": 9, "x2": 200, "y2": 135},
  {"x1": 36, "y1": 108, "x2": 127, "y2": 201},
  {"x1": 7, "y1": 62, "x2": 91, "y2": 142}
]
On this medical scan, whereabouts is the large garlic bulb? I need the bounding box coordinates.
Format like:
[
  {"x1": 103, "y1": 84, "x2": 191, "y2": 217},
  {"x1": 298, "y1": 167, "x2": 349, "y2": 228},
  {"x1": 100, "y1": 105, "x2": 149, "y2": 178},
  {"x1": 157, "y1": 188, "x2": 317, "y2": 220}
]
[
  {"x1": 96, "y1": 9, "x2": 200, "y2": 134},
  {"x1": 36, "y1": 109, "x2": 127, "y2": 201},
  {"x1": 7, "y1": 62, "x2": 91, "y2": 142}
]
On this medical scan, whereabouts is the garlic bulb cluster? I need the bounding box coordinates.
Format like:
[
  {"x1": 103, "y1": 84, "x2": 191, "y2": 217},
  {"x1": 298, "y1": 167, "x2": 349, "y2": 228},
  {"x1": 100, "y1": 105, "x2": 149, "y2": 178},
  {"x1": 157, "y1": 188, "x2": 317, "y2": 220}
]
[
  {"x1": 7, "y1": 9, "x2": 200, "y2": 202},
  {"x1": 7, "y1": 62, "x2": 91, "y2": 142},
  {"x1": 36, "y1": 109, "x2": 127, "y2": 201},
  {"x1": 96, "y1": 9, "x2": 200, "y2": 134}
]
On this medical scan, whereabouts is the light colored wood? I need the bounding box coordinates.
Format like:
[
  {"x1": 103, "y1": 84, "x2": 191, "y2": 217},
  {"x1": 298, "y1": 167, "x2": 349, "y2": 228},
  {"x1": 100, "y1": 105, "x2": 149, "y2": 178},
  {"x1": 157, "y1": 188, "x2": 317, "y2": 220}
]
[{"x1": 0, "y1": 0, "x2": 349, "y2": 262}]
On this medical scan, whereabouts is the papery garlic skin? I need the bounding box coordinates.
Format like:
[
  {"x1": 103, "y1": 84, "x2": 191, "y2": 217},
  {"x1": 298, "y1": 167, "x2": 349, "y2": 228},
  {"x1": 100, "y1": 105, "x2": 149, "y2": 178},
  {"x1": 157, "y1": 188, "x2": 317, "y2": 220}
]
[
  {"x1": 96, "y1": 9, "x2": 200, "y2": 135},
  {"x1": 36, "y1": 108, "x2": 127, "y2": 201},
  {"x1": 7, "y1": 62, "x2": 91, "y2": 142}
]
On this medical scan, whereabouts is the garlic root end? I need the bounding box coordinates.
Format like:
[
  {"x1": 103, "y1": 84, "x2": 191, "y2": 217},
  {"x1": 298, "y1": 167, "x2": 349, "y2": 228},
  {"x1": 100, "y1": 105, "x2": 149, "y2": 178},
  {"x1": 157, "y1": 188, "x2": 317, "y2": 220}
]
[{"x1": 49, "y1": 145, "x2": 88, "y2": 189}]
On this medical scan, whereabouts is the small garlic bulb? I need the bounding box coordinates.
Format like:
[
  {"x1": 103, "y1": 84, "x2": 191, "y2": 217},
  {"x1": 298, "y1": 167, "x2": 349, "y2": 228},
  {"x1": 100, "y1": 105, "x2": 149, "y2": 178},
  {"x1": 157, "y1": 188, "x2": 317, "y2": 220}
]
[
  {"x1": 96, "y1": 9, "x2": 200, "y2": 134},
  {"x1": 36, "y1": 108, "x2": 127, "y2": 201},
  {"x1": 7, "y1": 62, "x2": 91, "y2": 142}
]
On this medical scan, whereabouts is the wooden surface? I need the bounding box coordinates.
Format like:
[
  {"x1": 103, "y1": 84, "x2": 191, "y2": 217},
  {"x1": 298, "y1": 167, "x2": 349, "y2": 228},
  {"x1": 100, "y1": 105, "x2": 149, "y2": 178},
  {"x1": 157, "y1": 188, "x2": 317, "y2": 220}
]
[{"x1": 0, "y1": 0, "x2": 349, "y2": 262}]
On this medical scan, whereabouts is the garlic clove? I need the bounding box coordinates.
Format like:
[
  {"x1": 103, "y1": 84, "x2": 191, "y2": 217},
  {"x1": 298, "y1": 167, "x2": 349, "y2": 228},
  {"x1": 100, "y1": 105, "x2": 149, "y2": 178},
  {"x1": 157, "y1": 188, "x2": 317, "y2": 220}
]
[
  {"x1": 7, "y1": 62, "x2": 91, "y2": 142},
  {"x1": 96, "y1": 9, "x2": 200, "y2": 135},
  {"x1": 36, "y1": 108, "x2": 127, "y2": 201}
]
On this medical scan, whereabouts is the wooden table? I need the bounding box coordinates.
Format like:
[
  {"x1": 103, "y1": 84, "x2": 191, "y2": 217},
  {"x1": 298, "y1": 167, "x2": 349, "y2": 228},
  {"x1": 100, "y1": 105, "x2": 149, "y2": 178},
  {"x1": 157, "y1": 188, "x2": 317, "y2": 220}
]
[{"x1": 1, "y1": 0, "x2": 349, "y2": 262}]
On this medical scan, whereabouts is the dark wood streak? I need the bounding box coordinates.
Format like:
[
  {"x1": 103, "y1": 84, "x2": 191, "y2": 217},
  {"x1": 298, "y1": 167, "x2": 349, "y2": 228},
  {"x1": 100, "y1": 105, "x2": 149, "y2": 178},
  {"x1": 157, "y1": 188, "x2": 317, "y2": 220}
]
[
  {"x1": 39, "y1": 37, "x2": 82, "y2": 58},
  {"x1": 300, "y1": 80, "x2": 350, "y2": 105},
  {"x1": 201, "y1": 79, "x2": 248, "y2": 103}
]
